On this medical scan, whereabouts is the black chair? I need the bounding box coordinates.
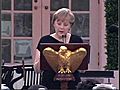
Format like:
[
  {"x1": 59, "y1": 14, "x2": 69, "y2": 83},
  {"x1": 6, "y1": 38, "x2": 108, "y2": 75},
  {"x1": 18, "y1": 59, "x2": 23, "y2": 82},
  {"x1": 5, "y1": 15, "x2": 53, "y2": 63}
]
[
  {"x1": 2, "y1": 66, "x2": 14, "y2": 89},
  {"x1": 2, "y1": 62, "x2": 43, "y2": 90},
  {"x1": 2, "y1": 65, "x2": 23, "y2": 90}
]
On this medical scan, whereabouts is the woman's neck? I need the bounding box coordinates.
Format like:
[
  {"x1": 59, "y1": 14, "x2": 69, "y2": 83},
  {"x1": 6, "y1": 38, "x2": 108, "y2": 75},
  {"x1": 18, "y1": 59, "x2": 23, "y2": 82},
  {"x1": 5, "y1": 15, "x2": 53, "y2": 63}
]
[
  {"x1": 50, "y1": 33, "x2": 71, "y2": 43},
  {"x1": 55, "y1": 33, "x2": 63, "y2": 40}
]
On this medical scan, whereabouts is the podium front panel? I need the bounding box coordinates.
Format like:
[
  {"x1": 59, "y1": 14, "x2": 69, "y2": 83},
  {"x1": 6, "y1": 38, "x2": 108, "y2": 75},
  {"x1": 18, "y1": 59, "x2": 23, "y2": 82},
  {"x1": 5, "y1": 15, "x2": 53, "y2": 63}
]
[{"x1": 40, "y1": 43, "x2": 90, "y2": 71}]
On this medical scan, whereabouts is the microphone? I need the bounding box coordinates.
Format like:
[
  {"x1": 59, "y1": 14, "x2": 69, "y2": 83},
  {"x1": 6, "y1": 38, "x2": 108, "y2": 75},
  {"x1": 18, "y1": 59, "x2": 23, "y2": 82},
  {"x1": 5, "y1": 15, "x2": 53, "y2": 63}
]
[{"x1": 62, "y1": 35, "x2": 66, "y2": 43}]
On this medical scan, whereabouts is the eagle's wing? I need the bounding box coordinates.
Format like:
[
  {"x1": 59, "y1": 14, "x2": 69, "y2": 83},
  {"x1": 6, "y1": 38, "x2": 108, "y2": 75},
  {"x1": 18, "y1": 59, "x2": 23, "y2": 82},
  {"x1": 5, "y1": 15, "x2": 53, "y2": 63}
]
[
  {"x1": 69, "y1": 48, "x2": 87, "y2": 73},
  {"x1": 43, "y1": 47, "x2": 59, "y2": 72}
]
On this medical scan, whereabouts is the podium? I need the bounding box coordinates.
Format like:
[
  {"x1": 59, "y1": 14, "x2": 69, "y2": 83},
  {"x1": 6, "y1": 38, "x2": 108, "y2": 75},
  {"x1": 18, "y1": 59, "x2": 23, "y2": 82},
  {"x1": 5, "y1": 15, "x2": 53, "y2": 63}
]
[
  {"x1": 54, "y1": 73, "x2": 75, "y2": 90},
  {"x1": 40, "y1": 43, "x2": 90, "y2": 90}
]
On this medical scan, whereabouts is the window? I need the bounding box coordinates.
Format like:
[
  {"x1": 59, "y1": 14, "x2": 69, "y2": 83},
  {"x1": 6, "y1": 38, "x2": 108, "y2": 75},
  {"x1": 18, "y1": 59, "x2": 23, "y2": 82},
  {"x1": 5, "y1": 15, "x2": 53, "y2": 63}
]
[{"x1": 1, "y1": 0, "x2": 33, "y2": 63}]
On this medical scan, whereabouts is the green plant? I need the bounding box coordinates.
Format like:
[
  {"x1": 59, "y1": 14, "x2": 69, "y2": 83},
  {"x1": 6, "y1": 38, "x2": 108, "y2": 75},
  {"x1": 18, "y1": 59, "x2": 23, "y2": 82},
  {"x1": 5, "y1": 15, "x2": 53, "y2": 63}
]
[
  {"x1": 104, "y1": 0, "x2": 118, "y2": 27},
  {"x1": 104, "y1": 0, "x2": 118, "y2": 70},
  {"x1": 104, "y1": 25, "x2": 118, "y2": 70}
]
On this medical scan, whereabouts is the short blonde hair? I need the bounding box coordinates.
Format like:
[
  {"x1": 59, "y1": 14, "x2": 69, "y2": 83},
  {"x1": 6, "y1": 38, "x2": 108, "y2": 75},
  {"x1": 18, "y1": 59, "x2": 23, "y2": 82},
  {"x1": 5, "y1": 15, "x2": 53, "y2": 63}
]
[{"x1": 52, "y1": 8, "x2": 75, "y2": 25}]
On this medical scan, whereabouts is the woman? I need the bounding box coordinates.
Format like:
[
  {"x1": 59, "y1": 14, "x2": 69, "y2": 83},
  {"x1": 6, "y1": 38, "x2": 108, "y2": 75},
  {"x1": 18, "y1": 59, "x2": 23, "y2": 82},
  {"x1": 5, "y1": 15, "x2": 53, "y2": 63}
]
[{"x1": 34, "y1": 8, "x2": 83, "y2": 89}]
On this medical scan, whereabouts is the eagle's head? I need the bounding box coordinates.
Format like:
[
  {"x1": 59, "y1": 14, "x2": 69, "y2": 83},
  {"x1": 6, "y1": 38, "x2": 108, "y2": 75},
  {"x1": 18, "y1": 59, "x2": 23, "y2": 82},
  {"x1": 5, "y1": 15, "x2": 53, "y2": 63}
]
[{"x1": 59, "y1": 46, "x2": 67, "y2": 53}]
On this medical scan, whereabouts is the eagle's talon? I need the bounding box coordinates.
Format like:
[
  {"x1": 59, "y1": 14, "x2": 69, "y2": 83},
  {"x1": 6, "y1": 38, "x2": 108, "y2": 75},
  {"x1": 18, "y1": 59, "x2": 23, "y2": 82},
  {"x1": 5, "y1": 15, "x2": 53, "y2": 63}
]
[
  {"x1": 65, "y1": 68, "x2": 72, "y2": 73},
  {"x1": 58, "y1": 68, "x2": 66, "y2": 74}
]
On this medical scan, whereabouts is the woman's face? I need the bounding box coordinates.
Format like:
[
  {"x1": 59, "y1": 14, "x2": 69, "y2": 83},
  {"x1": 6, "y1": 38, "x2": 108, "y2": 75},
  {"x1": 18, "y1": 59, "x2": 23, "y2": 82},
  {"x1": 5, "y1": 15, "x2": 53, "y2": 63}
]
[{"x1": 53, "y1": 18, "x2": 71, "y2": 37}]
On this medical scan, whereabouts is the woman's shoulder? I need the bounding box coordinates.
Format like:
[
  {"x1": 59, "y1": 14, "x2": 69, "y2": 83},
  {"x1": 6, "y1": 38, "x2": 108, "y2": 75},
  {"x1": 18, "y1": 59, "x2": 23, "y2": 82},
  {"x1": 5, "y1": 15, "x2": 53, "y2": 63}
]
[
  {"x1": 38, "y1": 35, "x2": 51, "y2": 43},
  {"x1": 70, "y1": 34, "x2": 83, "y2": 43},
  {"x1": 71, "y1": 34, "x2": 78, "y2": 37},
  {"x1": 41, "y1": 35, "x2": 50, "y2": 40},
  {"x1": 41, "y1": 35, "x2": 51, "y2": 39},
  {"x1": 71, "y1": 34, "x2": 82, "y2": 39}
]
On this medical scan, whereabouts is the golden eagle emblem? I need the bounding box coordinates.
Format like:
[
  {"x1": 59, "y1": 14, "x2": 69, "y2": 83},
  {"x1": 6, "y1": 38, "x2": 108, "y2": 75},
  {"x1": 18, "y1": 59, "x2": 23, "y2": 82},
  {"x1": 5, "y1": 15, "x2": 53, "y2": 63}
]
[{"x1": 43, "y1": 46, "x2": 87, "y2": 74}]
